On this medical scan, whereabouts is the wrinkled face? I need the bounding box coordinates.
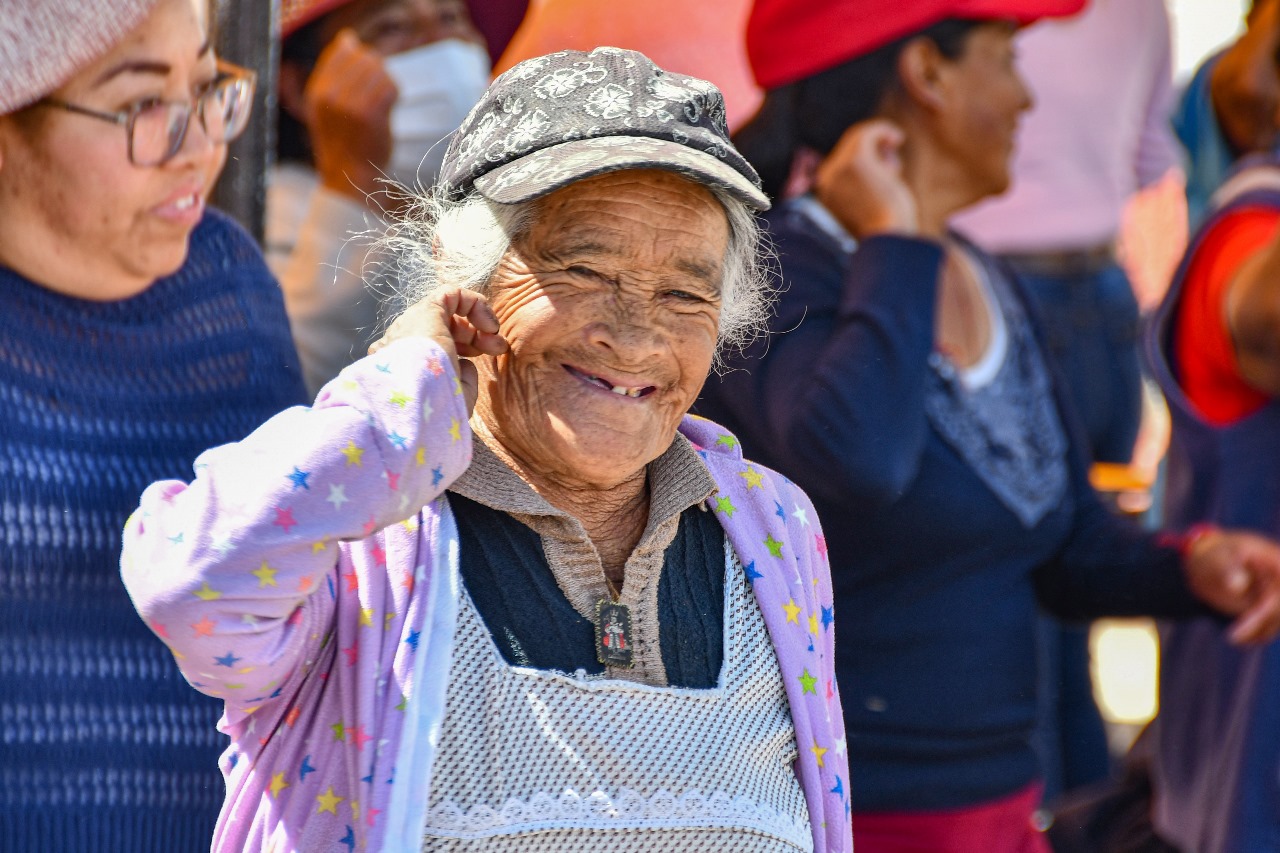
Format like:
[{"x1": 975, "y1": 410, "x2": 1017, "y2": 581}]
[
  {"x1": 934, "y1": 22, "x2": 1031, "y2": 199},
  {"x1": 0, "y1": 0, "x2": 222, "y2": 299},
  {"x1": 323, "y1": 0, "x2": 483, "y2": 56},
  {"x1": 474, "y1": 169, "x2": 729, "y2": 489}
]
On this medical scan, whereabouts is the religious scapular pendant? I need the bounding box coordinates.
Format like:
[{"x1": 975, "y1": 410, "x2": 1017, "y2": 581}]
[{"x1": 595, "y1": 598, "x2": 634, "y2": 668}]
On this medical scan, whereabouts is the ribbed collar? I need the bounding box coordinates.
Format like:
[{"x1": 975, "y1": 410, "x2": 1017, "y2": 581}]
[{"x1": 450, "y1": 420, "x2": 717, "y2": 539}]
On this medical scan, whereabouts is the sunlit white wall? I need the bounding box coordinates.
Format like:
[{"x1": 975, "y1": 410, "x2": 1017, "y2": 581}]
[{"x1": 1169, "y1": 0, "x2": 1249, "y2": 81}]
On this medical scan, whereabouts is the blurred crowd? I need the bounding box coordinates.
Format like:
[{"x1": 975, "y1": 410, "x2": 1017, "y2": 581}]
[{"x1": 4, "y1": 0, "x2": 1280, "y2": 851}]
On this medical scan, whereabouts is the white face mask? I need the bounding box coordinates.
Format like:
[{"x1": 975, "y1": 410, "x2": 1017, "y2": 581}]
[{"x1": 382, "y1": 39, "x2": 490, "y2": 190}]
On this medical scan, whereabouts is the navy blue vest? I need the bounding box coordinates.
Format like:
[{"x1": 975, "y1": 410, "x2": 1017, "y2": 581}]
[{"x1": 1145, "y1": 166, "x2": 1280, "y2": 853}]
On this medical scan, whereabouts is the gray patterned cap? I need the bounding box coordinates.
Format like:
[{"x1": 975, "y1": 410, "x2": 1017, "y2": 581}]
[
  {"x1": 0, "y1": 0, "x2": 159, "y2": 115},
  {"x1": 438, "y1": 47, "x2": 770, "y2": 211}
]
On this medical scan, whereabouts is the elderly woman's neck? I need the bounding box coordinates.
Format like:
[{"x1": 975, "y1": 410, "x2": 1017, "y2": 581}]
[{"x1": 470, "y1": 416, "x2": 651, "y2": 580}]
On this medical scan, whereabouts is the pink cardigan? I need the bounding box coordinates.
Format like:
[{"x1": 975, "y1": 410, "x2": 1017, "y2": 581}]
[{"x1": 121, "y1": 337, "x2": 851, "y2": 852}]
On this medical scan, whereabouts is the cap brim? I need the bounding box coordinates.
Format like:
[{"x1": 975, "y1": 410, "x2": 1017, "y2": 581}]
[{"x1": 472, "y1": 135, "x2": 771, "y2": 211}]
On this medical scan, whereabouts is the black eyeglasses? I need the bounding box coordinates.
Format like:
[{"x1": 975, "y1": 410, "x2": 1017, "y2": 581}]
[{"x1": 42, "y1": 62, "x2": 256, "y2": 167}]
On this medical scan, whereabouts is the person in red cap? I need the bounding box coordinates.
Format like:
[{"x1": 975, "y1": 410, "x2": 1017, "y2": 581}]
[{"x1": 695, "y1": 2, "x2": 1280, "y2": 850}]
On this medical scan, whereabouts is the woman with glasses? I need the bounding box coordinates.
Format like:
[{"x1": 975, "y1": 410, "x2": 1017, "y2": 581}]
[{"x1": 0, "y1": 1, "x2": 306, "y2": 850}]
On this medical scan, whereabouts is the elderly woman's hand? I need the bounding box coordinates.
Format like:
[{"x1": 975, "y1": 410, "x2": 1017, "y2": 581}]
[
  {"x1": 1183, "y1": 527, "x2": 1280, "y2": 644},
  {"x1": 370, "y1": 288, "x2": 508, "y2": 413},
  {"x1": 815, "y1": 119, "x2": 919, "y2": 241}
]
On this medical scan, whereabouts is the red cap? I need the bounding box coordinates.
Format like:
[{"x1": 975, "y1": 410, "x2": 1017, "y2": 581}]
[
  {"x1": 747, "y1": 0, "x2": 1086, "y2": 89},
  {"x1": 280, "y1": 0, "x2": 356, "y2": 38}
]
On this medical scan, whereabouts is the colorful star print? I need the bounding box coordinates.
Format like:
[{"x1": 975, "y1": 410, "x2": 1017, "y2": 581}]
[
  {"x1": 273, "y1": 507, "x2": 298, "y2": 533},
  {"x1": 287, "y1": 467, "x2": 311, "y2": 490},
  {"x1": 799, "y1": 668, "x2": 817, "y2": 694},
  {"x1": 316, "y1": 786, "x2": 344, "y2": 815},
  {"x1": 810, "y1": 739, "x2": 828, "y2": 767},
  {"x1": 783, "y1": 599, "x2": 801, "y2": 623},
  {"x1": 268, "y1": 772, "x2": 289, "y2": 798},
  {"x1": 252, "y1": 561, "x2": 278, "y2": 587},
  {"x1": 341, "y1": 441, "x2": 365, "y2": 466}
]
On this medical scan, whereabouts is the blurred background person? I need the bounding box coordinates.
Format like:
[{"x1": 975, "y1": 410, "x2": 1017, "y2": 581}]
[
  {"x1": 1176, "y1": 0, "x2": 1280, "y2": 225},
  {"x1": 269, "y1": 0, "x2": 495, "y2": 394},
  {"x1": 1145, "y1": 85, "x2": 1280, "y2": 853},
  {"x1": 494, "y1": 0, "x2": 762, "y2": 130},
  {"x1": 954, "y1": 0, "x2": 1179, "y2": 469},
  {"x1": 697, "y1": 0, "x2": 1280, "y2": 849},
  {"x1": 950, "y1": 0, "x2": 1183, "y2": 808},
  {"x1": 0, "y1": 0, "x2": 306, "y2": 849}
]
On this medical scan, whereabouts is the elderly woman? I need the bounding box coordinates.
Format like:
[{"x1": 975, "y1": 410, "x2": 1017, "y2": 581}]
[
  {"x1": 0, "y1": 0, "x2": 306, "y2": 849},
  {"x1": 122, "y1": 48, "x2": 850, "y2": 852},
  {"x1": 695, "y1": 1, "x2": 1280, "y2": 850}
]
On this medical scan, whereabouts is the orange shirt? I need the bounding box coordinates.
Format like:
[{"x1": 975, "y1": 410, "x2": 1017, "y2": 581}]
[{"x1": 1175, "y1": 206, "x2": 1279, "y2": 425}]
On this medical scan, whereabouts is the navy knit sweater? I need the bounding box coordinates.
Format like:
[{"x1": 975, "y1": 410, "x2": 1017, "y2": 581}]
[
  {"x1": 0, "y1": 209, "x2": 307, "y2": 851},
  {"x1": 696, "y1": 201, "x2": 1206, "y2": 813}
]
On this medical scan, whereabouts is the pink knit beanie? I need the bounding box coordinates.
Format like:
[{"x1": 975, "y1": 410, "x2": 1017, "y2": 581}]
[{"x1": 0, "y1": 0, "x2": 159, "y2": 114}]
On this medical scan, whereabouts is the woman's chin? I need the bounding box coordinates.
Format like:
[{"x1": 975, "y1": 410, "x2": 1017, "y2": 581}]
[{"x1": 544, "y1": 422, "x2": 669, "y2": 486}]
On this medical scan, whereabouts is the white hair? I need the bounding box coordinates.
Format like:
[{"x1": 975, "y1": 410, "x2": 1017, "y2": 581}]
[{"x1": 377, "y1": 178, "x2": 775, "y2": 367}]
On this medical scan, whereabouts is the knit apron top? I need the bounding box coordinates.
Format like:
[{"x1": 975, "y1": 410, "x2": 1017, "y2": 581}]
[{"x1": 422, "y1": 538, "x2": 813, "y2": 851}]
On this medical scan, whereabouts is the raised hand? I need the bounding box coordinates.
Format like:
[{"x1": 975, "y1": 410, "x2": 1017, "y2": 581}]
[
  {"x1": 814, "y1": 118, "x2": 919, "y2": 240},
  {"x1": 370, "y1": 288, "x2": 508, "y2": 414}
]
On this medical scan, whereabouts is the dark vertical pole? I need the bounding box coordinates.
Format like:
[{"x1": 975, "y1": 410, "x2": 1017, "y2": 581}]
[{"x1": 210, "y1": 0, "x2": 279, "y2": 244}]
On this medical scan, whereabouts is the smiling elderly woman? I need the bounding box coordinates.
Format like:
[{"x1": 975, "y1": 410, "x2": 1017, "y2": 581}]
[{"x1": 121, "y1": 48, "x2": 850, "y2": 853}]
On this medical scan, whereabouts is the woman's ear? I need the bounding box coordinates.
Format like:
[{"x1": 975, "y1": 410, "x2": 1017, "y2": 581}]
[{"x1": 896, "y1": 37, "x2": 948, "y2": 112}]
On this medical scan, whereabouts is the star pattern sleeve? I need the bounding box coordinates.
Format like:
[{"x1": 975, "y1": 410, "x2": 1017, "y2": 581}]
[{"x1": 120, "y1": 337, "x2": 473, "y2": 714}]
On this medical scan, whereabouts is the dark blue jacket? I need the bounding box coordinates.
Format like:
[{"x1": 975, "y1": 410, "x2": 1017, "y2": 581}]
[
  {"x1": 1146, "y1": 170, "x2": 1280, "y2": 853},
  {"x1": 696, "y1": 199, "x2": 1203, "y2": 812}
]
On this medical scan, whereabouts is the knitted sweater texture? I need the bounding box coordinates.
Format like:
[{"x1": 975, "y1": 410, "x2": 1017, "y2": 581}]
[{"x1": 0, "y1": 209, "x2": 307, "y2": 852}]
